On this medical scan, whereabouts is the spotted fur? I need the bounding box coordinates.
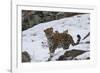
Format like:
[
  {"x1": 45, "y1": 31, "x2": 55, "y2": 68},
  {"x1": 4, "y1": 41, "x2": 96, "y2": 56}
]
[{"x1": 44, "y1": 27, "x2": 81, "y2": 60}]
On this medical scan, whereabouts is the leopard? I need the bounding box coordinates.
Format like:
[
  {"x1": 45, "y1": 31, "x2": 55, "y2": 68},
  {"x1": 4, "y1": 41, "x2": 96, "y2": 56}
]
[{"x1": 44, "y1": 27, "x2": 81, "y2": 60}]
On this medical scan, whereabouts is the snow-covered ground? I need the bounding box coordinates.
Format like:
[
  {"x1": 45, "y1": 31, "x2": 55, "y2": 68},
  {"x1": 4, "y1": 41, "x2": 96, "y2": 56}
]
[{"x1": 22, "y1": 14, "x2": 90, "y2": 62}]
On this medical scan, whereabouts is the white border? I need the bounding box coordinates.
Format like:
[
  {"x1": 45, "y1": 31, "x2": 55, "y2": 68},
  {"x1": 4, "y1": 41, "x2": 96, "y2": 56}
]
[{"x1": 12, "y1": 3, "x2": 97, "y2": 73}]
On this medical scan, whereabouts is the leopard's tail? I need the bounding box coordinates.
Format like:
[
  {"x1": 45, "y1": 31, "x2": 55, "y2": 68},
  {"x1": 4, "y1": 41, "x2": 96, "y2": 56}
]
[{"x1": 74, "y1": 34, "x2": 81, "y2": 45}]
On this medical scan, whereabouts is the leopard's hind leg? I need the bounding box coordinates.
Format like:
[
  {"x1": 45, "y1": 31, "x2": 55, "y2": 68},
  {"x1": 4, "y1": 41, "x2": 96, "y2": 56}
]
[{"x1": 63, "y1": 43, "x2": 70, "y2": 50}]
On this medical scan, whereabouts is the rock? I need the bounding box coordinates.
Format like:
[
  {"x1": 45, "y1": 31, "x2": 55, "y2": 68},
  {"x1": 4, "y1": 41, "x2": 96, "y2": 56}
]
[
  {"x1": 57, "y1": 55, "x2": 65, "y2": 61},
  {"x1": 57, "y1": 49, "x2": 88, "y2": 60},
  {"x1": 22, "y1": 10, "x2": 84, "y2": 31},
  {"x1": 22, "y1": 51, "x2": 31, "y2": 62}
]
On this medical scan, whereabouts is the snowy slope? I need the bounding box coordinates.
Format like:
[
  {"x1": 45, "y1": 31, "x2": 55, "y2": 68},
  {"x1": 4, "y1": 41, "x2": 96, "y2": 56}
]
[{"x1": 22, "y1": 14, "x2": 90, "y2": 62}]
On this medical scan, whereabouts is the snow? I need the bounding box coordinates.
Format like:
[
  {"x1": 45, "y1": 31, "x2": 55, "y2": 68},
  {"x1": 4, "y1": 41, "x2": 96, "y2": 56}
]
[{"x1": 22, "y1": 14, "x2": 90, "y2": 62}]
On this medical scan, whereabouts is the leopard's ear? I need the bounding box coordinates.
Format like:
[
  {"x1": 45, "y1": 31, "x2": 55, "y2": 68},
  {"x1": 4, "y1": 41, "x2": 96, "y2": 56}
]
[
  {"x1": 44, "y1": 29, "x2": 46, "y2": 32},
  {"x1": 64, "y1": 29, "x2": 68, "y2": 33},
  {"x1": 55, "y1": 31, "x2": 59, "y2": 33},
  {"x1": 66, "y1": 30, "x2": 68, "y2": 33},
  {"x1": 50, "y1": 27, "x2": 53, "y2": 31},
  {"x1": 49, "y1": 27, "x2": 53, "y2": 32}
]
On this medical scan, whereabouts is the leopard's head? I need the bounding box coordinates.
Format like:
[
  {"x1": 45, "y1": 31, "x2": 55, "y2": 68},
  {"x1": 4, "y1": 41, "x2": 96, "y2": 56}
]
[{"x1": 44, "y1": 27, "x2": 53, "y2": 37}]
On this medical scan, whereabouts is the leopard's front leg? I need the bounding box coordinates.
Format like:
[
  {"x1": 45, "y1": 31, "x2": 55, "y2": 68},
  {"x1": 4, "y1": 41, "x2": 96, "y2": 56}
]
[{"x1": 48, "y1": 46, "x2": 56, "y2": 61}]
